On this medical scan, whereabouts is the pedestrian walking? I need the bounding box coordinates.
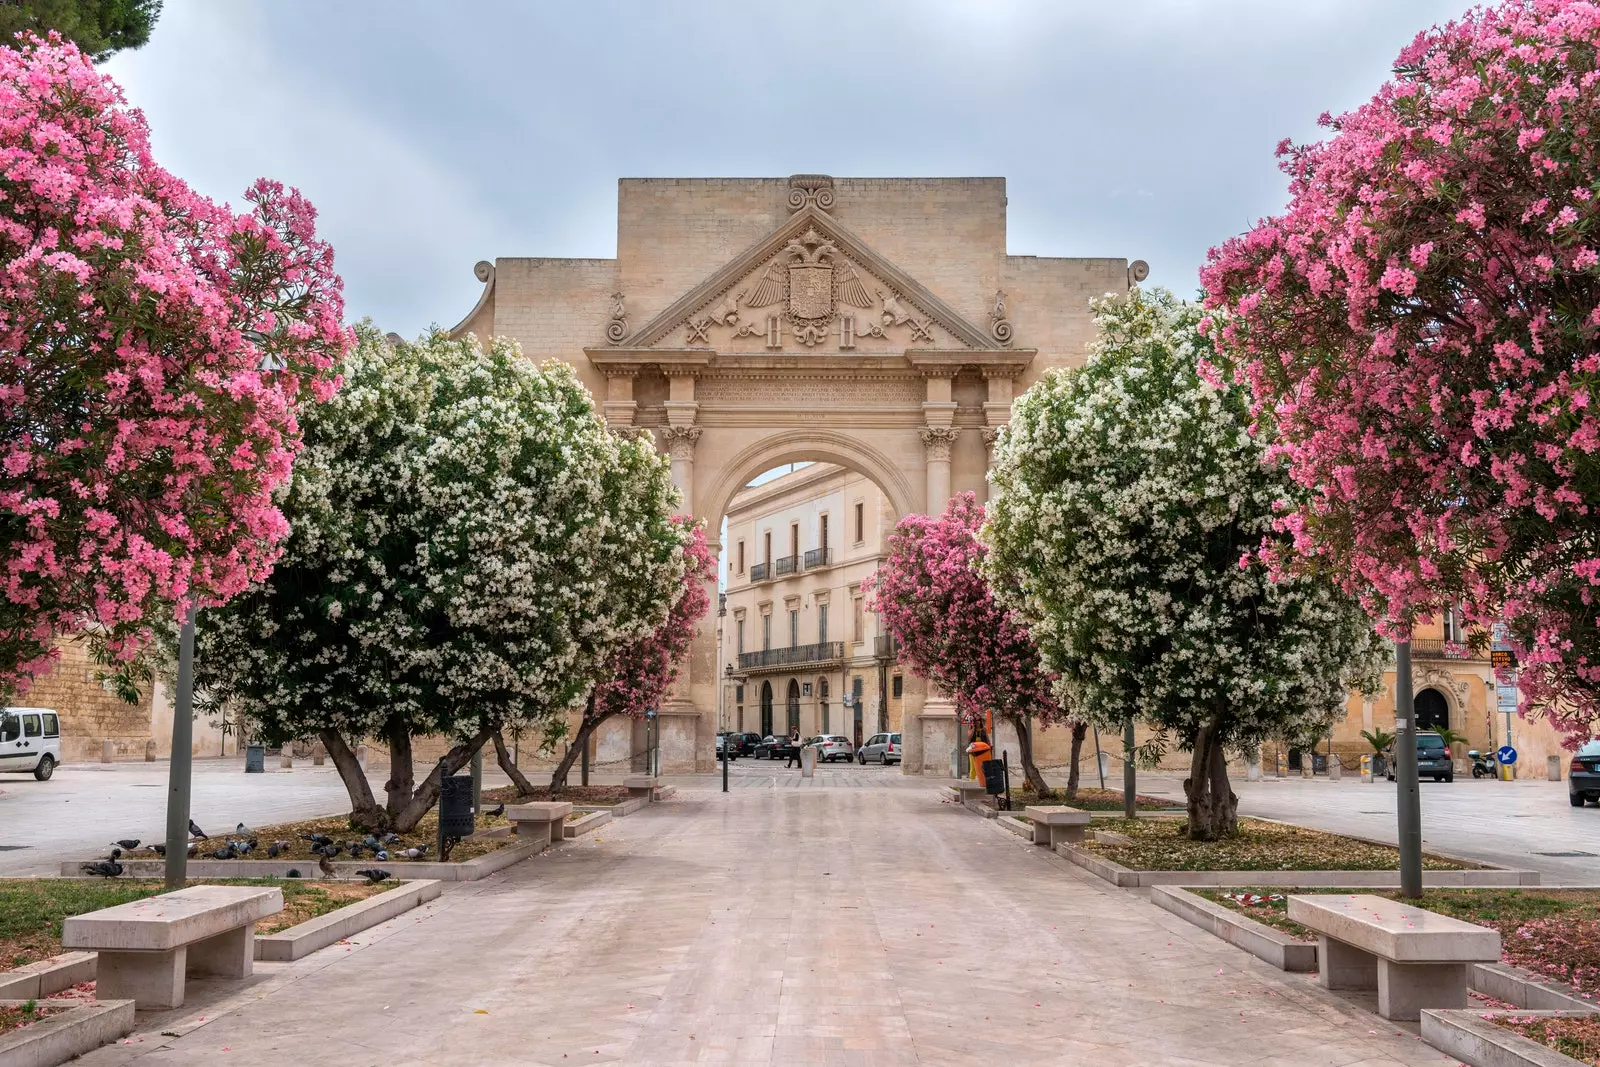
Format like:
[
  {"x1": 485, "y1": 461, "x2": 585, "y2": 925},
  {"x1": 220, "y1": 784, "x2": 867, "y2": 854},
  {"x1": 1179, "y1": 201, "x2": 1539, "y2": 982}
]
[{"x1": 785, "y1": 727, "x2": 803, "y2": 768}]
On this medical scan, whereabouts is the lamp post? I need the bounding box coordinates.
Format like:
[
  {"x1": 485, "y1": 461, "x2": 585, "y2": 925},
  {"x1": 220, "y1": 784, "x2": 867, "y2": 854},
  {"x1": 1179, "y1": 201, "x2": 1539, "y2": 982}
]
[
  {"x1": 722, "y1": 663, "x2": 733, "y2": 792},
  {"x1": 1394, "y1": 638, "x2": 1423, "y2": 899},
  {"x1": 163, "y1": 603, "x2": 198, "y2": 888}
]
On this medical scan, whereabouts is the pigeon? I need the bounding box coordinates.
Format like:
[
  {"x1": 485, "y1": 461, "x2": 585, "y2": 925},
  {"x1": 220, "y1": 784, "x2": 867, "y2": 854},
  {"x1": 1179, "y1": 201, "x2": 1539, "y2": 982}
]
[
  {"x1": 486, "y1": 804, "x2": 505, "y2": 818},
  {"x1": 398, "y1": 845, "x2": 428, "y2": 860},
  {"x1": 317, "y1": 852, "x2": 335, "y2": 878},
  {"x1": 80, "y1": 860, "x2": 123, "y2": 878},
  {"x1": 112, "y1": 838, "x2": 140, "y2": 851},
  {"x1": 234, "y1": 822, "x2": 254, "y2": 836},
  {"x1": 362, "y1": 835, "x2": 380, "y2": 851},
  {"x1": 107, "y1": 848, "x2": 122, "y2": 860},
  {"x1": 150, "y1": 842, "x2": 196, "y2": 857},
  {"x1": 273, "y1": 840, "x2": 292, "y2": 853},
  {"x1": 316, "y1": 844, "x2": 343, "y2": 860},
  {"x1": 354, "y1": 869, "x2": 390, "y2": 885},
  {"x1": 381, "y1": 832, "x2": 401, "y2": 845},
  {"x1": 232, "y1": 839, "x2": 254, "y2": 855},
  {"x1": 188, "y1": 819, "x2": 208, "y2": 840},
  {"x1": 209, "y1": 845, "x2": 236, "y2": 860},
  {"x1": 374, "y1": 849, "x2": 390, "y2": 862},
  {"x1": 286, "y1": 868, "x2": 302, "y2": 878},
  {"x1": 347, "y1": 844, "x2": 364, "y2": 860},
  {"x1": 266, "y1": 843, "x2": 282, "y2": 859},
  {"x1": 301, "y1": 833, "x2": 332, "y2": 847}
]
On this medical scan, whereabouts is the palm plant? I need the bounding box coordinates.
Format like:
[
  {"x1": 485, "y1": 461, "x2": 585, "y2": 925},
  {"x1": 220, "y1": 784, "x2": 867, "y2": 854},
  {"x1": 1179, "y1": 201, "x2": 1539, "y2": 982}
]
[
  {"x1": 1360, "y1": 728, "x2": 1395, "y2": 755},
  {"x1": 1433, "y1": 726, "x2": 1468, "y2": 754}
]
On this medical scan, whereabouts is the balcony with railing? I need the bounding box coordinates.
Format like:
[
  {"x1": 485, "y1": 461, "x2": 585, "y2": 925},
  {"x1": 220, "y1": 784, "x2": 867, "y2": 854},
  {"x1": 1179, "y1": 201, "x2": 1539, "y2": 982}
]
[
  {"x1": 804, "y1": 547, "x2": 833, "y2": 569},
  {"x1": 1408, "y1": 638, "x2": 1483, "y2": 661},
  {"x1": 774, "y1": 554, "x2": 799, "y2": 577},
  {"x1": 749, "y1": 561, "x2": 769, "y2": 582},
  {"x1": 738, "y1": 641, "x2": 846, "y2": 672}
]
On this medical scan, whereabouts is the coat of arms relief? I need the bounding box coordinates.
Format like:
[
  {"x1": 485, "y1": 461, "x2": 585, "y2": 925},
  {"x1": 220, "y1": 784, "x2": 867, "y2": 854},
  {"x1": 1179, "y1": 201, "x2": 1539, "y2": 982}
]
[{"x1": 682, "y1": 225, "x2": 937, "y2": 349}]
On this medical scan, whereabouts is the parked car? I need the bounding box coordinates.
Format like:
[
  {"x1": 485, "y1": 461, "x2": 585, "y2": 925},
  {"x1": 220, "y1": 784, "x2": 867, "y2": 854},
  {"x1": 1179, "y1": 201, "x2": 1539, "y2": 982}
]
[
  {"x1": 1570, "y1": 739, "x2": 1600, "y2": 807},
  {"x1": 714, "y1": 732, "x2": 740, "y2": 759},
  {"x1": 756, "y1": 735, "x2": 799, "y2": 761},
  {"x1": 0, "y1": 707, "x2": 61, "y2": 780},
  {"x1": 730, "y1": 732, "x2": 762, "y2": 757},
  {"x1": 857, "y1": 732, "x2": 902, "y2": 765},
  {"x1": 1385, "y1": 731, "x2": 1454, "y2": 783},
  {"x1": 809, "y1": 735, "x2": 853, "y2": 763}
]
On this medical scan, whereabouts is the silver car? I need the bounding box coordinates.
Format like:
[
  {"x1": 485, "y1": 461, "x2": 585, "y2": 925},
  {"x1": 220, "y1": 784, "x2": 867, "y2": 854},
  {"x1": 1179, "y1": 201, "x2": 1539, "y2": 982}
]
[
  {"x1": 808, "y1": 735, "x2": 854, "y2": 763},
  {"x1": 857, "y1": 732, "x2": 902, "y2": 765}
]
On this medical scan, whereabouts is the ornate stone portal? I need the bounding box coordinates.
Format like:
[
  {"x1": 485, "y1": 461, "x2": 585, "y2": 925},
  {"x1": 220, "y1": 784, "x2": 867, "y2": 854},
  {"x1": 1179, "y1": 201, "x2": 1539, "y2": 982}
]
[{"x1": 450, "y1": 176, "x2": 1139, "y2": 774}]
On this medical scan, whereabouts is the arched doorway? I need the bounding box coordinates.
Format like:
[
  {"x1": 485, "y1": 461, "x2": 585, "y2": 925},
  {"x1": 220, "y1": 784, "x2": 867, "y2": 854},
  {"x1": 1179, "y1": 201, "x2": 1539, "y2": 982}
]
[
  {"x1": 786, "y1": 679, "x2": 801, "y2": 736},
  {"x1": 817, "y1": 678, "x2": 830, "y2": 734},
  {"x1": 1415, "y1": 688, "x2": 1449, "y2": 733},
  {"x1": 760, "y1": 681, "x2": 774, "y2": 737}
]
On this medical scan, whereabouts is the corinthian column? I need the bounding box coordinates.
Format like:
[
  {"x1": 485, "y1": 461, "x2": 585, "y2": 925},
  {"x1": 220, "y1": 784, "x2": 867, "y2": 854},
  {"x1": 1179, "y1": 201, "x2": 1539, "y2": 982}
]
[
  {"x1": 920, "y1": 427, "x2": 959, "y2": 514},
  {"x1": 660, "y1": 425, "x2": 702, "y2": 514}
]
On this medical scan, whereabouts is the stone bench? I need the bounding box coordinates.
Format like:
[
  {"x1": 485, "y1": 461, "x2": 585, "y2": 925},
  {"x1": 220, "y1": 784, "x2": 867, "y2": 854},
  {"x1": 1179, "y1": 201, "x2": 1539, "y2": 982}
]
[
  {"x1": 1286, "y1": 893, "x2": 1501, "y2": 1021},
  {"x1": 506, "y1": 801, "x2": 572, "y2": 847},
  {"x1": 953, "y1": 781, "x2": 987, "y2": 806},
  {"x1": 61, "y1": 885, "x2": 282, "y2": 1010},
  {"x1": 624, "y1": 775, "x2": 666, "y2": 801},
  {"x1": 1024, "y1": 805, "x2": 1091, "y2": 848}
]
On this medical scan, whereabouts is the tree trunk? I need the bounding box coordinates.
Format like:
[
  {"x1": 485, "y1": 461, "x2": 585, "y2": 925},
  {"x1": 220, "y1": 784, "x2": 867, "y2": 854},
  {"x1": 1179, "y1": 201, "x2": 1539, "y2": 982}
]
[
  {"x1": 491, "y1": 729, "x2": 535, "y2": 795},
  {"x1": 388, "y1": 728, "x2": 494, "y2": 833},
  {"x1": 1007, "y1": 713, "x2": 1050, "y2": 795},
  {"x1": 549, "y1": 706, "x2": 614, "y2": 794},
  {"x1": 1183, "y1": 713, "x2": 1238, "y2": 841},
  {"x1": 1065, "y1": 721, "x2": 1087, "y2": 799},
  {"x1": 383, "y1": 718, "x2": 414, "y2": 819},
  {"x1": 321, "y1": 729, "x2": 389, "y2": 832}
]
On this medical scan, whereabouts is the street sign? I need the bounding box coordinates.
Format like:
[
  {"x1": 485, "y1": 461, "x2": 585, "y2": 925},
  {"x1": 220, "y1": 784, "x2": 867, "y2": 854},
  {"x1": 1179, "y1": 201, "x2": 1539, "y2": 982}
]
[
  {"x1": 1491, "y1": 649, "x2": 1517, "y2": 671},
  {"x1": 1496, "y1": 684, "x2": 1519, "y2": 712},
  {"x1": 1497, "y1": 745, "x2": 1518, "y2": 765}
]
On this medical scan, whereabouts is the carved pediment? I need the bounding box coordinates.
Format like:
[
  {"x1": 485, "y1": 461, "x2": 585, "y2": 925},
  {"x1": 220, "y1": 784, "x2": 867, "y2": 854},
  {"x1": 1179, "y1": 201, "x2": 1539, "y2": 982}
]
[{"x1": 620, "y1": 205, "x2": 996, "y2": 352}]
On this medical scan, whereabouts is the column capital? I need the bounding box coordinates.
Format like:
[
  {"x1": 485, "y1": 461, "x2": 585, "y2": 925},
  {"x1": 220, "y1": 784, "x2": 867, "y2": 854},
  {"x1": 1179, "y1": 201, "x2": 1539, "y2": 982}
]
[
  {"x1": 919, "y1": 426, "x2": 960, "y2": 463},
  {"x1": 661, "y1": 424, "x2": 703, "y2": 462}
]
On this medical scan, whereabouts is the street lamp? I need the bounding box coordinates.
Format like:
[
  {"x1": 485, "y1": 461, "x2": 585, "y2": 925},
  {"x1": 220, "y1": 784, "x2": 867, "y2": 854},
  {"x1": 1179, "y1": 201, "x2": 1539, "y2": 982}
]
[{"x1": 722, "y1": 663, "x2": 733, "y2": 792}]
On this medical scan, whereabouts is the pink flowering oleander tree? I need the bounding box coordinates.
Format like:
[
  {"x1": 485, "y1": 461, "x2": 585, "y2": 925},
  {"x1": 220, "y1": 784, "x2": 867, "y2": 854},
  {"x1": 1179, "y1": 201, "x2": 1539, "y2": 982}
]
[
  {"x1": 1201, "y1": 0, "x2": 1600, "y2": 747},
  {"x1": 867, "y1": 493, "x2": 1071, "y2": 795},
  {"x1": 0, "y1": 35, "x2": 349, "y2": 698},
  {"x1": 529, "y1": 520, "x2": 715, "y2": 795}
]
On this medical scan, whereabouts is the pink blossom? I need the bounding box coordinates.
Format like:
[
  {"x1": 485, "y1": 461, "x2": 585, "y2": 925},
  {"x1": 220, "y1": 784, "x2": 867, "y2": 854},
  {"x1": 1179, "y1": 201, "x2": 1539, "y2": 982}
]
[{"x1": 0, "y1": 36, "x2": 350, "y2": 695}]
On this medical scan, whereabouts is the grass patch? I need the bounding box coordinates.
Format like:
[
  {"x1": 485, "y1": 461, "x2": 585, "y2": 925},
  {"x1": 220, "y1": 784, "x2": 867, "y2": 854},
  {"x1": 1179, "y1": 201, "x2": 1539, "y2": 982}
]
[
  {"x1": 0, "y1": 1001, "x2": 64, "y2": 1035},
  {"x1": 1196, "y1": 887, "x2": 1600, "y2": 996},
  {"x1": 0, "y1": 878, "x2": 392, "y2": 969},
  {"x1": 482, "y1": 784, "x2": 633, "y2": 806},
  {"x1": 236, "y1": 809, "x2": 513, "y2": 865},
  {"x1": 1081, "y1": 817, "x2": 1472, "y2": 872},
  {"x1": 993, "y1": 787, "x2": 1179, "y2": 812},
  {"x1": 1491, "y1": 1015, "x2": 1600, "y2": 1064}
]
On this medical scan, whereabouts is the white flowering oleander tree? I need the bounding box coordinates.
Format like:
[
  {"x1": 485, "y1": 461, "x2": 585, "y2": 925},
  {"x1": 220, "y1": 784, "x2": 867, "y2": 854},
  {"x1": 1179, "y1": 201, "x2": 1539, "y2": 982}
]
[
  {"x1": 982, "y1": 289, "x2": 1385, "y2": 839},
  {"x1": 196, "y1": 325, "x2": 687, "y2": 831}
]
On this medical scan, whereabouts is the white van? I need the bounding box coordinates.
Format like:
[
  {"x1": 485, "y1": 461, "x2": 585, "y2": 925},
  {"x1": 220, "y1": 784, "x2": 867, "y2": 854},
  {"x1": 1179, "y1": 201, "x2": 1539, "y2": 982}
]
[{"x1": 0, "y1": 707, "x2": 61, "y2": 780}]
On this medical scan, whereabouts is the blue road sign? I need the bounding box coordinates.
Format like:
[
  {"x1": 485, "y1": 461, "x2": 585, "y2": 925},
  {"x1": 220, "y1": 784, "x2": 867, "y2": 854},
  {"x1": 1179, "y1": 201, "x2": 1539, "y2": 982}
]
[{"x1": 1496, "y1": 745, "x2": 1518, "y2": 766}]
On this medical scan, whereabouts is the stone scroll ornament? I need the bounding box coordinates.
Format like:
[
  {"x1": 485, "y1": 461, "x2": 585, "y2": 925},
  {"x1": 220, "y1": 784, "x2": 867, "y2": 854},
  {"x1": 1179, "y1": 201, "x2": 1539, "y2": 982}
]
[
  {"x1": 989, "y1": 290, "x2": 1013, "y2": 348},
  {"x1": 787, "y1": 174, "x2": 835, "y2": 211},
  {"x1": 1127, "y1": 260, "x2": 1150, "y2": 288},
  {"x1": 606, "y1": 292, "x2": 628, "y2": 345}
]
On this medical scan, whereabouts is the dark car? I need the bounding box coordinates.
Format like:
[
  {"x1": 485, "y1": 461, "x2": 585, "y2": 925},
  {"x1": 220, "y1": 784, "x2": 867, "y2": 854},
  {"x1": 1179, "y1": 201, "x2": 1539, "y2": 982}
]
[
  {"x1": 1570, "y1": 739, "x2": 1600, "y2": 807},
  {"x1": 1385, "y1": 731, "x2": 1455, "y2": 783},
  {"x1": 731, "y1": 732, "x2": 763, "y2": 757},
  {"x1": 756, "y1": 734, "x2": 799, "y2": 760}
]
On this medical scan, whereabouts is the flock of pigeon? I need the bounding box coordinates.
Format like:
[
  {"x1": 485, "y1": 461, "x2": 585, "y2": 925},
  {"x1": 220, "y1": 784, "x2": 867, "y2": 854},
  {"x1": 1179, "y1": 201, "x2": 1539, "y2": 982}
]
[{"x1": 79, "y1": 819, "x2": 406, "y2": 885}]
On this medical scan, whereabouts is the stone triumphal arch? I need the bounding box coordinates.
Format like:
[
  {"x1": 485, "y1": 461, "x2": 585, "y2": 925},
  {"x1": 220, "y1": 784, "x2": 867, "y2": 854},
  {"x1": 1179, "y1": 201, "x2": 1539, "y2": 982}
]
[{"x1": 449, "y1": 175, "x2": 1141, "y2": 773}]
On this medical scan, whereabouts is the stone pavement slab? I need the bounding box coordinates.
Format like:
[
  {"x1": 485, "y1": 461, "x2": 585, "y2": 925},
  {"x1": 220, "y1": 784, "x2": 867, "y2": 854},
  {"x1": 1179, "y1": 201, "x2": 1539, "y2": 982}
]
[{"x1": 74, "y1": 783, "x2": 1460, "y2": 1066}]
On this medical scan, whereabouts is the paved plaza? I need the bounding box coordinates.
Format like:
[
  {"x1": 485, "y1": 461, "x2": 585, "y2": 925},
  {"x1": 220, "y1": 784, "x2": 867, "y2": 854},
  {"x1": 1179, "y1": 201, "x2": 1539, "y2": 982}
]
[{"x1": 70, "y1": 778, "x2": 1462, "y2": 1067}]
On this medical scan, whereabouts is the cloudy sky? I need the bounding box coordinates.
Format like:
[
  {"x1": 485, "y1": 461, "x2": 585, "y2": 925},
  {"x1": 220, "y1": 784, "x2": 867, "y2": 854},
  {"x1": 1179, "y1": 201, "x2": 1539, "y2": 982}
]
[{"x1": 107, "y1": 1, "x2": 1465, "y2": 339}]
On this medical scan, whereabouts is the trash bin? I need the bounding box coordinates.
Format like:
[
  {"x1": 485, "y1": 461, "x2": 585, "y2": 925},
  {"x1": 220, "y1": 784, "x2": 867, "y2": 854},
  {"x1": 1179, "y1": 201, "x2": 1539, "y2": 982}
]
[
  {"x1": 981, "y1": 758, "x2": 1007, "y2": 796},
  {"x1": 439, "y1": 774, "x2": 475, "y2": 838},
  {"x1": 244, "y1": 744, "x2": 265, "y2": 773}
]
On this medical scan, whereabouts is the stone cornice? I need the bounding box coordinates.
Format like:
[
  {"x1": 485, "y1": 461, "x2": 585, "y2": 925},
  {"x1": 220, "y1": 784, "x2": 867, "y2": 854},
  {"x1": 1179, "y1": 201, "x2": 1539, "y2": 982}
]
[
  {"x1": 904, "y1": 349, "x2": 1035, "y2": 377},
  {"x1": 585, "y1": 348, "x2": 1035, "y2": 381}
]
